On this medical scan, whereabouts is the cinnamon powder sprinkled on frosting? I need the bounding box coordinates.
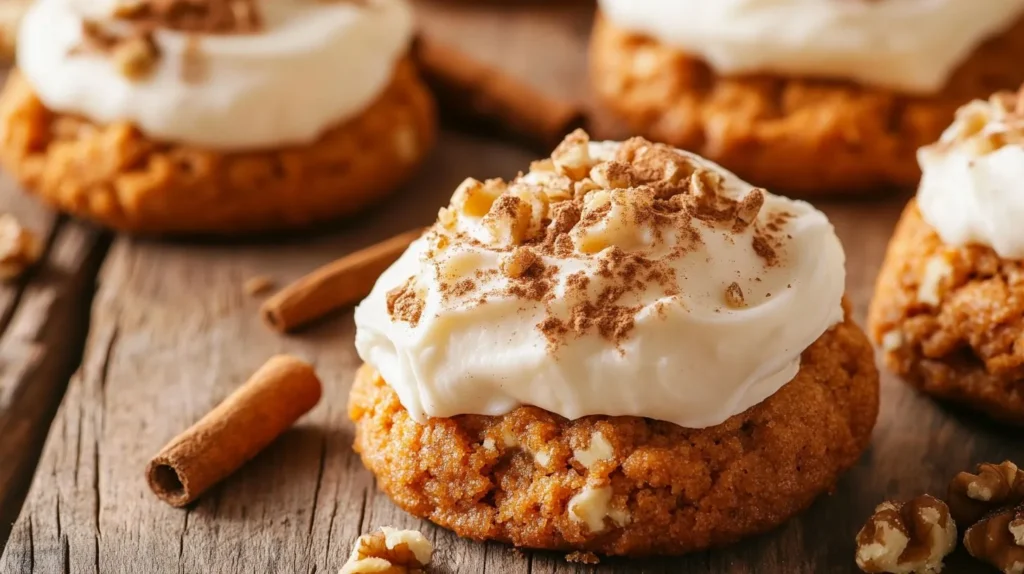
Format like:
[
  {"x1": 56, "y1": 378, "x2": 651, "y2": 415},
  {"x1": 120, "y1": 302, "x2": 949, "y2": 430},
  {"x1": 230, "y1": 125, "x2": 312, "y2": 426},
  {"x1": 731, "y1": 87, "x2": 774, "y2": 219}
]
[
  {"x1": 412, "y1": 131, "x2": 793, "y2": 348},
  {"x1": 387, "y1": 277, "x2": 424, "y2": 327}
]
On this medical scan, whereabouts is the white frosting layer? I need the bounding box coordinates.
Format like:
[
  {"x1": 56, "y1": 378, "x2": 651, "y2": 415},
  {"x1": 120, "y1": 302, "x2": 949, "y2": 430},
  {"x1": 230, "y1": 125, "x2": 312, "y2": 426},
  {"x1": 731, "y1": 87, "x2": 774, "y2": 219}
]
[
  {"x1": 17, "y1": 0, "x2": 414, "y2": 149},
  {"x1": 918, "y1": 96, "x2": 1024, "y2": 259},
  {"x1": 354, "y1": 140, "x2": 846, "y2": 429},
  {"x1": 598, "y1": 0, "x2": 1024, "y2": 94}
]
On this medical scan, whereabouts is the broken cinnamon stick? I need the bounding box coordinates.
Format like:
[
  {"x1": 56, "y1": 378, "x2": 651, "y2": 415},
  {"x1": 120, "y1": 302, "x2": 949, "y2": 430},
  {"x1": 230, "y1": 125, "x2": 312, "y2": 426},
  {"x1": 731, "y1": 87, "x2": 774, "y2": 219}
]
[
  {"x1": 413, "y1": 35, "x2": 585, "y2": 152},
  {"x1": 261, "y1": 227, "x2": 425, "y2": 333},
  {"x1": 146, "y1": 355, "x2": 322, "y2": 507}
]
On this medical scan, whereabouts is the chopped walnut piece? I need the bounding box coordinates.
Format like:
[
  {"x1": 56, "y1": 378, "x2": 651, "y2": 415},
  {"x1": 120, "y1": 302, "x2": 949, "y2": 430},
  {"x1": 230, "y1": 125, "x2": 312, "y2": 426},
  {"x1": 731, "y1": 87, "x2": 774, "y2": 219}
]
[
  {"x1": 551, "y1": 129, "x2": 593, "y2": 180},
  {"x1": 855, "y1": 495, "x2": 957, "y2": 574},
  {"x1": 565, "y1": 551, "x2": 600, "y2": 565},
  {"x1": 501, "y1": 246, "x2": 539, "y2": 279},
  {"x1": 113, "y1": 0, "x2": 263, "y2": 35},
  {"x1": 589, "y1": 161, "x2": 635, "y2": 190},
  {"x1": 724, "y1": 282, "x2": 746, "y2": 309},
  {"x1": 114, "y1": 37, "x2": 158, "y2": 80},
  {"x1": 452, "y1": 178, "x2": 504, "y2": 218},
  {"x1": 339, "y1": 527, "x2": 432, "y2": 574},
  {"x1": 567, "y1": 482, "x2": 629, "y2": 533},
  {"x1": 482, "y1": 195, "x2": 533, "y2": 246},
  {"x1": 937, "y1": 85, "x2": 1024, "y2": 157},
  {"x1": 735, "y1": 189, "x2": 765, "y2": 229},
  {"x1": 79, "y1": 21, "x2": 161, "y2": 81},
  {"x1": 949, "y1": 461, "x2": 1024, "y2": 526},
  {"x1": 964, "y1": 505, "x2": 1024, "y2": 574},
  {"x1": 572, "y1": 431, "x2": 613, "y2": 469},
  {"x1": 0, "y1": 214, "x2": 41, "y2": 281},
  {"x1": 916, "y1": 253, "x2": 954, "y2": 307}
]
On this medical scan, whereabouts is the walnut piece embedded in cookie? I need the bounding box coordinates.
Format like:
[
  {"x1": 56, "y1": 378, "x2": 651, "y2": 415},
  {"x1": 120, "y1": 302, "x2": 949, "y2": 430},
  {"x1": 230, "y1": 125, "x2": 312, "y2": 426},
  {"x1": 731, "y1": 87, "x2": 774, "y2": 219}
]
[
  {"x1": 855, "y1": 495, "x2": 957, "y2": 574},
  {"x1": 0, "y1": 214, "x2": 41, "y2": 281},
  {"x1": 339, "y1": 527, "x2": 432, "y2": 574},
  {"x1": 964, "y1": 505, "x2": 1024, "y2": 574},
  {"x1": 949, "y1": 461, "x2": 1024, "y2": 527}
]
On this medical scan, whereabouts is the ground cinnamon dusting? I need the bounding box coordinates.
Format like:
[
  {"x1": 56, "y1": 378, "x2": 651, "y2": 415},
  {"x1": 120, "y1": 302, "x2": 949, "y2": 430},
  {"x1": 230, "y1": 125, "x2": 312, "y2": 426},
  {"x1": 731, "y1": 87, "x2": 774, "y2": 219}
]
[
  {"x1": 414, "y1": 130, "x2": 794, "y2": 349},
  {"x1": 386, "y1": 277, "x2": 424, "y2": 327}
]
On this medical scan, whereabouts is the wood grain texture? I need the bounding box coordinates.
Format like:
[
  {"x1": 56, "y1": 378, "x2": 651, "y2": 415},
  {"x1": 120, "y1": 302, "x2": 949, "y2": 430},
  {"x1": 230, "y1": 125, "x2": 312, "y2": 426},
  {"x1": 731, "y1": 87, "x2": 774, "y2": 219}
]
[
  {"x1": 2, "y1": 3, "x2": 1023, "y2": 573},
  {"x1": 3, "y1": 134, "x2": 1021, "y2": 573},
  {"x1": 0, "y1": 173, "x2": 107, "y2": 550}
]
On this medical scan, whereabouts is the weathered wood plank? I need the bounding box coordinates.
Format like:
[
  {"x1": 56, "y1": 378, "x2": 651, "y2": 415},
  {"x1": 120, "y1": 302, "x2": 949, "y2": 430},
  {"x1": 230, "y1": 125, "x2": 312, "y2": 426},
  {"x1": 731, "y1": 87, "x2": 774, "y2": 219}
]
[{"x1": 0, "y1": 173, "x2": 107, "y2": 551}]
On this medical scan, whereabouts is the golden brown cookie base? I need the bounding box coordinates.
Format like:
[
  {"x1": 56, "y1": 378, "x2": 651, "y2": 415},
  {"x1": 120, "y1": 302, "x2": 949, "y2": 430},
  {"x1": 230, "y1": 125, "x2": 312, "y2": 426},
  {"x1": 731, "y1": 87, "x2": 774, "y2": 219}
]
[
  {"x1": 868, "y1": 201, "x2": 1024, "y2": 424},
  {"x1": 348, "y1": 311, "x2": 879, "y2": 556},
  {"x1": 589, "y1": 13, "x2": 1024, "y2": 195},
  {"x1": 0, "y1": 58, "x2": 436, "y2": 234}
]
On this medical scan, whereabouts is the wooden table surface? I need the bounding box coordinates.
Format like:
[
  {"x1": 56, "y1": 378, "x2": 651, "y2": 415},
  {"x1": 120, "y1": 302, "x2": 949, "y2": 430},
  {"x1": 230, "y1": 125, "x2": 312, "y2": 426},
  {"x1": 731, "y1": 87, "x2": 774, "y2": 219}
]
[{"x1": 1, "y1": 3, "x2": 1022, "y2": 573}]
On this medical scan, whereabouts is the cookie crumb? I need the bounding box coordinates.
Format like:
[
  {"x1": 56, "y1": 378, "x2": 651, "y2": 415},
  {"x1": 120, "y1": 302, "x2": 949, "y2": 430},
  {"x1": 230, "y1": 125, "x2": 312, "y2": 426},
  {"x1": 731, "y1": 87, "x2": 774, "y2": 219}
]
[
  {"x1": 0, "y1": 214, "x2": 41, "y2": 281},
  {"x1": 565, "y1": 551, "x2": 600, "y2": 565},
  {"x1": 243, "y1": 275, "x2": 275, "y2": 297}
]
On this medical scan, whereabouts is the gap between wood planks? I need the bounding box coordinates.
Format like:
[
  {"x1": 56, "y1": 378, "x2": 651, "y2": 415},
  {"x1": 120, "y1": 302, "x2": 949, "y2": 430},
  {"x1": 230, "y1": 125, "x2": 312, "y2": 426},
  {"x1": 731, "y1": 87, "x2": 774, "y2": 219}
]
[{"x1": 0, "y1": 215, "x2": 110, "y2": 552}]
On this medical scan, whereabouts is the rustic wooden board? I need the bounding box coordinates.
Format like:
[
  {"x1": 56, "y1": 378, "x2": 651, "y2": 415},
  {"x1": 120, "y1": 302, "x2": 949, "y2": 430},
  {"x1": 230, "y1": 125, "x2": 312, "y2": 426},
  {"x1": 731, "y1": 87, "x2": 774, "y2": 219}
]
[
  {"x1": 2, "y1": 3, "x2": 1023, "y2": 573},
  {"x1": 0, "y1": 175, "x2": 107, "y2": 549}
]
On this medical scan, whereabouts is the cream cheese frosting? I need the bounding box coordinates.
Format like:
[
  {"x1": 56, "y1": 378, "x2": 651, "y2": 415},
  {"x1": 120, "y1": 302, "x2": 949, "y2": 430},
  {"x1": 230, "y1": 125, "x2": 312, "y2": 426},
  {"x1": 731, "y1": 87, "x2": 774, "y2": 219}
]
[
  {"x1": 354, "y1": 132, "x2": 847, "y2": 429},
  {"x1": 597, "y1": 0, "x2": 1024, "y2": 94},
  {"x1": 918, "y1": 88, "x2": 1024, "y2": 259},
  {"x1": 17, "y1": 0, "x2": 414, "y2": 149}
]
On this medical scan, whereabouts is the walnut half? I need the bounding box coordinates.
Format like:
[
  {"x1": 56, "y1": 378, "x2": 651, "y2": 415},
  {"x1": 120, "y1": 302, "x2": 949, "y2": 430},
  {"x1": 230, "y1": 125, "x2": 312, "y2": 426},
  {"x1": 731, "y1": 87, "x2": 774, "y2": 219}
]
[
  {"x1": 339, "y1": 527, "x2": 433, "y2": 574},
  {"x1": 855, "y1": 495, "x2": 957, "y2": 574},
  {"x1": 949, "y1": 461, "x2": 1024, "y2": 527},
  {"x1": 964, "y1": 505, "x2": 1024, "y2": 574}
]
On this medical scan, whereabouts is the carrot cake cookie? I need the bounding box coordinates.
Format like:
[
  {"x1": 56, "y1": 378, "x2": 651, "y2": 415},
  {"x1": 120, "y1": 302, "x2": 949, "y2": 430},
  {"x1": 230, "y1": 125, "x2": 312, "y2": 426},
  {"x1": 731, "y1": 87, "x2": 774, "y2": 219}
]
[
  {"x1": 869, "y1": 87, "x2": 1024, "y2": 424},
  {"x1": 0, "y1": 0, "x2": 435, "y2": 233},
  {"x1": 349, "y1": 130, "x2": 880, "y2": 555},
  {"x1": 590, "y1": 0, "x2": 1024, "y2": 195}
]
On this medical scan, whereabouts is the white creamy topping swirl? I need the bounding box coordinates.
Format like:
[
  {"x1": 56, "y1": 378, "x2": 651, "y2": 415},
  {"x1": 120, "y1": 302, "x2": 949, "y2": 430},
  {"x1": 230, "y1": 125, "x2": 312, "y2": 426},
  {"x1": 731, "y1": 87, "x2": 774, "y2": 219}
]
[
  {"x1": 918, "y1": 89, "x2": 1024, "y2": 259},
  {"x1": 598, "y1": 0, "x2": 1024, "y2": 94},
  {"x1": 354, "y1": 133, "x2": 846, "y2": 429},
  {"x1": 17, "y1": 0, "x2": 414, "y2": 149}
]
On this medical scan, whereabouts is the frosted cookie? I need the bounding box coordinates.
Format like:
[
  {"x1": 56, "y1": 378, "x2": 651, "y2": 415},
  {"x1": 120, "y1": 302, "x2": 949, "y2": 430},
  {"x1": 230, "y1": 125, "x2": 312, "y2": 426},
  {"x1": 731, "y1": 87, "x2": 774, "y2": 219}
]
[
  {"x1": 348, "y1": 131, "x2": 880, "y2": 555},
  {"x1": 869, "y1": 88, "x2": 1024, "y2": 424},
  {"x1": 589, "y1": 0, "x2": 1024, "y2": 195},
  {"x1": 0, "y1": 0, "x2": 435, "y2": 234}
]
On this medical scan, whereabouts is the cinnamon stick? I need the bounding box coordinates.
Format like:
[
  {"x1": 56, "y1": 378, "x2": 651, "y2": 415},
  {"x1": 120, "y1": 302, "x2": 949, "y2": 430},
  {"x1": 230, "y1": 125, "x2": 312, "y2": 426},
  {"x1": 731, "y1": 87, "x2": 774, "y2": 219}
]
[
  {"x1": 146, "y1": 355, "x2": 322, "y2": 507},
  {"x1": 413, "y1": 35, "x2": 585, "y2": 152},
  {"x1": 261, "y1": 227, "x2": 425, "y2": 333}
]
